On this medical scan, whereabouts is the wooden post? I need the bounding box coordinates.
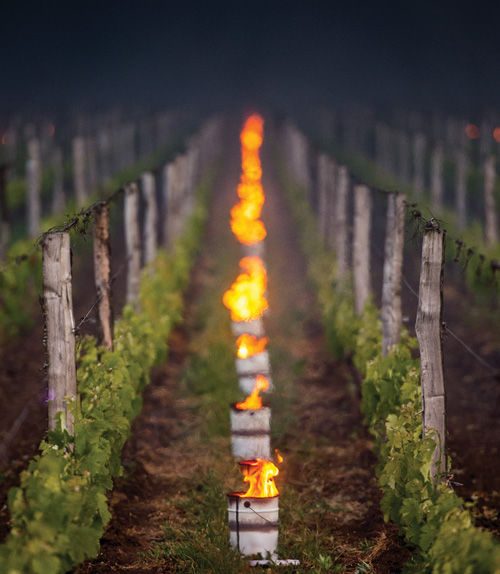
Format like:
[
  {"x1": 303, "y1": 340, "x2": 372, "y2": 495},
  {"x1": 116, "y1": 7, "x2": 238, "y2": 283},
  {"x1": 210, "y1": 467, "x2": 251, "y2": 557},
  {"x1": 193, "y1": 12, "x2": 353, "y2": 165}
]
[
  {"x1": 0, "y1": 165, "x2": 10, "y2": 259},
  {"x1": 72, "y1": 136, "x2": 87, "y2": 207},
  {"x1": 142, "y1": 172, "x2": 158, "y2": 265},
  {"x1": 325, "y1": 158, "x2": 337, "y2": 250},
  {"x1": 352, "y1": 184, "x2": 372, "y2": 314},
  {"x1": 27, "y1": 138, "x2": 41, "y2": 238},
  {"x1": 51, "y1": 147, "x2": 65, "y2": 214},
  {"x1": 93, "y1": 204, "x2": 113, "y2": 350},
  {"x1": 317, "y1": 154, "x2": 329, "y2": 241},
  {"x1": 382, "y1": 193, "x2": 405, "y2": 354},
  {"x1": 455, "y1": 148, "x2": 468, "y2": 231},
  {"x1": 334, "y1": 165, "x2": 349, "y2": 280},
  {"x1": 399, "y1": 132, "x2": 410, "y2": 184},
  {"x1": 42, "y1": 232, "x2": 77, "y2": 433},
  {"x1": 415, "y1": 221, "x2": 446, "y2": 481},
  {"x1": 430, "y1": 143, "x2": 444, "y2": 211},
  {"x1": 86, "y1": 136, "x2": 98, "y2": 194},
  {"x1": 483, "y1": 154, "x2": 498, "y2": 245},
  {"x1": 162, "y1": 163, "x2": 170, "y2": 247},
  {"x1": 413, "y1": 132, "x2": 426, "y2": 195},
  {"x1": 124, "y1": 182, "x2": 141, "y2": 306}
]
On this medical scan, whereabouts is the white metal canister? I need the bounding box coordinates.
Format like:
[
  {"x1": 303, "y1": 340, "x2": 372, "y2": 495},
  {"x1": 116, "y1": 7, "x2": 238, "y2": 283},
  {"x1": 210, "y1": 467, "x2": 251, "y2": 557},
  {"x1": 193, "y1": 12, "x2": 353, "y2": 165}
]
[
  {"x1": 227, "y1": 494, "x2": 279, "y2": 558},
  {"x1": 242, "y1": 241, "x2": 265, "y2": 259},
  {"x1": 239, "y1": 374, "x2": 273, "y2": 395},
  {"x1": 230, "y1": 406, "x2": 271, "y2": 460},
  {"x1": 235, "y1": 351, "x2": 271, "y2": 377},
  {"x1": 231, "y1": 318, "x2": 265, "y2": 337}
]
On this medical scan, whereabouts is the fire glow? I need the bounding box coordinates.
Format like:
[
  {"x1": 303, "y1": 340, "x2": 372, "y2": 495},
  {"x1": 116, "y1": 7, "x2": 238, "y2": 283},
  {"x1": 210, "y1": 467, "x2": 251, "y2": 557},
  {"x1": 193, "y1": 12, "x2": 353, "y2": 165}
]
[
  {"x1": 222, "y1": 256, "x2": 268, "y2": 322},
  {"x1": 236, "y1": 334, "x2": 268, "y2": 359},
  {"x1": 230, "y1": 114, "x2": 267, "y2": 245},
  {"x1": 235, "y1": 374, "x2": 270, "y2": 410},
  {"x1": 237, "y1": 455, "x2": 282, "y2": 498}
]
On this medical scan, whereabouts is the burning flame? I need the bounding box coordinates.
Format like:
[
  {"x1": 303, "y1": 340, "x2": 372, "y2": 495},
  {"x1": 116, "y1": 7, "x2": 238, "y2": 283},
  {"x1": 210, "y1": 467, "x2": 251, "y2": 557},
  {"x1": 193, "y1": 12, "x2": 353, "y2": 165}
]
[
  {"x1": 238, "y1": 455, "x2": 282, "y2": 498},
  {"x1": 236, "y1": 334, "x2": 268, "y2": 359},
  {"x1": 230, "y1": 114, "x2": 267, "y2": 245},
  {"x1": 235, "y1": 374, "x2": 269, "y2": 410},
  {"x1": 222, "y1": 256, "x2": 268, "y2": 322}
]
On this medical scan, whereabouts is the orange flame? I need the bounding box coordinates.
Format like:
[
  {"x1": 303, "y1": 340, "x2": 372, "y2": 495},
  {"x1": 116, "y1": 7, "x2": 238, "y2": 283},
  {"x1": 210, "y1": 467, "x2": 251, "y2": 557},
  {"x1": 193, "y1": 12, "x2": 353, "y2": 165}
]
[
  {"x1": 235, "y1": 374, "x2": 269, "y2": 410},
  {"x1": 222, "y1": 256, "x2": 268, "y2": 321},
  {"x1": 231, "y1": 114, "x2": 267, "y2": 245},
  {"x1": 236, "y1": 334, "x2": 268, "y2": 359},
  {"x1": 238, "y1": 456, "x2": 282, "y2": 498}
]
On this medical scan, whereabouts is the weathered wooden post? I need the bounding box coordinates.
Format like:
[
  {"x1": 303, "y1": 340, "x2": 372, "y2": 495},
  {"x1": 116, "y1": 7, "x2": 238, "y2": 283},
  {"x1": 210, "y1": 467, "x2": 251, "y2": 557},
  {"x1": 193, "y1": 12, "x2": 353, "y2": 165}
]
[
  {"x1": 124, "y1": 182, "x2": 141, "y2": 306},
  {"x1": 317, "y1": 153, "x2": 329, "y2": 241},
  {"x1": 398, "y1": 131, "x2": 410, "y2": 184},
  {"x1": 141, "y1": 172, "x2": 158, "y2": 265},
  {"x1": 0, "y1": 164, "x2": 10, "y2": 259},
  {"x1": 334, "y1": 165, "x2": 349, "y2": 281},
  {"x1": 353, "y1": 184, "x2": 372, "y2": 314},
  {"x1": 455, "y1": 148, "x2": 468, "y2": 231},
  {"x1": 430, "y1": 143, "x2": 444, "y2": 211},
  {"x1": 161, "y1": 163, "x2": 170, "y2": 247},
  {"x1": 415, "y1": 220, "x2": 446, "y2": 481},
  {"x1": 51, "y1": 147, "x2": 65, "y2": 215},
  {"x1": 413, "y1": 132, "x2": 426, "y2": 195},
  {"x1": 483, "y1": 154, "x2": 498, "y2": 245},
  {"x1": 381, "y1": 193, "x2": 405, "y2": 354},
  {"x1": 93, "y1": 204, "x2": 113, "y2": 350},
  {"x1": 27, "y1": 138, "x2": 42, "y2": 238},
  {"x1": 73, "y1": 136, "x2": 87, "y2": 207},
  {"x1": 42, "y1": 232, "x2": 77, "y2": 433},
  {"x1": 86, "y1": 136, "x2": 98, "y2": 194},
  {"x1": 325, "y1": 158, "x2": 337, "y2": 250}
]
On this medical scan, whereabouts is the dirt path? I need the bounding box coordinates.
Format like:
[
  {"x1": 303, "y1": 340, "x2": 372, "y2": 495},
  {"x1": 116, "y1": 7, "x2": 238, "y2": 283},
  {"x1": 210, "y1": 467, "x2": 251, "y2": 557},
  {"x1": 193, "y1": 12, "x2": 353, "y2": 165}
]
[{"x1": 76, "y1": 128, "x2": 411, "y2": 573}]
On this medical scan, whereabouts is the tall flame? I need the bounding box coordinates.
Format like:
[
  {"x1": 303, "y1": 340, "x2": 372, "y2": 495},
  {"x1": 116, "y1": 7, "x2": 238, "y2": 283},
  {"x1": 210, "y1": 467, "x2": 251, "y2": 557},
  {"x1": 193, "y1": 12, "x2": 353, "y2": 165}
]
[
  {"x1": 235, "y1": 374, "x2": 269, "y2": 410},
  {"x1": 236, "y1": 334, "x2": 268, "y2": 359},
  {"x1": 231, "y1": 114, "x2": 267, "y2": 245},
  {"x1": 222, "y1": 256, "x2": 268, "y2": 321},
  {"x1": 238, "y1": 457, "x2": 281, "y2": 498}
]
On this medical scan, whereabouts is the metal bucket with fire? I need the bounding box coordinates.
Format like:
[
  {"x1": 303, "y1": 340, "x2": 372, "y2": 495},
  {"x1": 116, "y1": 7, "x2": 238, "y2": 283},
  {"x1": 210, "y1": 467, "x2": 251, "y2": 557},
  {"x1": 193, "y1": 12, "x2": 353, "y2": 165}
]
[
  {"x1": 230, "y1": 405, "x2": 271, "y2": 460},
  {"x1": 227, "y1": 493, "x2": 279, "y2": 558}
]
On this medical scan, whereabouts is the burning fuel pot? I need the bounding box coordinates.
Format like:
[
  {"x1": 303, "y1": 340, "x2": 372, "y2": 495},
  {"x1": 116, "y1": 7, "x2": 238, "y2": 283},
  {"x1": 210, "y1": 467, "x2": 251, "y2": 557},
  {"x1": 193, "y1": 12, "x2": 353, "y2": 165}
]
[
  {"x1": 236, "y1": 350, "x2": 271, "y2": 377},
  {"x1": 231, "y1": 318, "x2": 265, "y2": 337},
  {"x1": 239, "y1": 374, "x2": 273, "y2": 395},
  {"x1": 230, "y1": 405, "x2": 271, "y2": 460},
  {"x1": 227, "y1": 494, "x2": 279, "y2": 557}
]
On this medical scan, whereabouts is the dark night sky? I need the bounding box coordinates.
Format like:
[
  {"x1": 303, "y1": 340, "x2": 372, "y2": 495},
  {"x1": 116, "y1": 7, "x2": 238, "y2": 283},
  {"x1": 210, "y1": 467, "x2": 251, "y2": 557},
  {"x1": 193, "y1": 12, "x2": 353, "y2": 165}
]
[{"x1": 2, "y1": 1, "x2": 500, "y2": 115}]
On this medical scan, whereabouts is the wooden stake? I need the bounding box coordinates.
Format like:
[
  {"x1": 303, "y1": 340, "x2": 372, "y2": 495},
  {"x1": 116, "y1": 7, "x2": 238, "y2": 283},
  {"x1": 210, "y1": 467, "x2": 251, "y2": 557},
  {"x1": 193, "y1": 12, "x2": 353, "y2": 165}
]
[
  {"x1": 27, "y1": 138, "x2": 41, "y2": 238},
  {"x1": 51, "y1": 147, "x2": 65, "y2": 214},
  {"x1": 72, "y1": 136, "x2": 87, "y2": 207},
  {"x1": 162, "y1": 163, "x2": 170, "y2": 247},
  {"x1": 0, "y1": 164, "x2": 10, "y2": 259},
  {"x1": 382, "y1": 193, "x2": 405, "y2": 354},
  {"x1": 455, "y1": 148, "x2": 468, "y2": 231},
  {"x1": 353, "y1": 184, "x2": 372, "y2": 314},
  {"x1": 483, "y1": 154, "x2": 498, "y2": 245},
  {"x1": 430, "y1": 143, "x2": 444, "y2": 211},
  {"x1": 93, "y1": 204, "x2": 113, "y2": 350},
  {"x1": 141, "y1": 172, "x2": 158, "y2": 265},
  {"x1": 317, "y1": 154, "x2": 329, "y2": 241},
  {"x1": 334, "y1": 165, "x2": 349, "y2": 280},
  {"x1": 415, "y1": 221, "x2": 446, "y2": 481},
  {"x1": 325, "y1": 158, "x2": 337, "y2": 250},
  {"x1": 42, "y1": 232, "x2": 77, "y2": 433},
  {"x1": 413, "y1": 133, "x2": 426, "y2": 195},
  {"x1": 124, "y1": 182, "x2": 141, "y2": 307}
]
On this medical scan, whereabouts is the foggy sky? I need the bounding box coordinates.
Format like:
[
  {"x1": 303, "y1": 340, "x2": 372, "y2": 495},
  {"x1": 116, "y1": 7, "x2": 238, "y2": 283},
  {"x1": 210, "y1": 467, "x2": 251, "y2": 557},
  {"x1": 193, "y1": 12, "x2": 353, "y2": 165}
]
[{"x1": 2, "y1": 1, "x2": 500, "y2": 115}]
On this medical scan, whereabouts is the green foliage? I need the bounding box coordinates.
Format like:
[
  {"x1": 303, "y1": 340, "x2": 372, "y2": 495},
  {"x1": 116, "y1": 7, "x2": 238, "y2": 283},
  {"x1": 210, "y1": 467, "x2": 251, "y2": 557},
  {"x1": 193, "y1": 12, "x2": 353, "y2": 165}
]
[
  {"x1": 277, "y1": 157, "x2": 500, "y2": 574},
  {"x1": 0, "y1": 241, "x2": 41, "y2": 343},
  {"x1": 0, "y1": 174, "x2": 213, "y2": 574}
]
